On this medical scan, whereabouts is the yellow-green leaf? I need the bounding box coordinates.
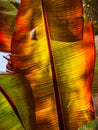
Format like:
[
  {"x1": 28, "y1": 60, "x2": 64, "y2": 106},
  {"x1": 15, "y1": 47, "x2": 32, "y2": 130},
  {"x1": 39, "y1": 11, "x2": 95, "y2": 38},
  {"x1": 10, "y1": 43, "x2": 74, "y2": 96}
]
[
  {"x1": 78, "y1": 119, "x2": 98, "y2": 130},
  {"x1": 0, "y1": 73, "x2": 36, "y2": 130}
]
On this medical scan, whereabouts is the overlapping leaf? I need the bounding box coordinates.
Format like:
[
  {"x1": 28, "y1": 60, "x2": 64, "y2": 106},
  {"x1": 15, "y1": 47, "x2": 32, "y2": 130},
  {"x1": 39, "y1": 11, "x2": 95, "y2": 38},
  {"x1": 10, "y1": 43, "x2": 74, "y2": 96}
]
[{"x1": 0, "y1": 73, "x2": 36, "y2": 130}]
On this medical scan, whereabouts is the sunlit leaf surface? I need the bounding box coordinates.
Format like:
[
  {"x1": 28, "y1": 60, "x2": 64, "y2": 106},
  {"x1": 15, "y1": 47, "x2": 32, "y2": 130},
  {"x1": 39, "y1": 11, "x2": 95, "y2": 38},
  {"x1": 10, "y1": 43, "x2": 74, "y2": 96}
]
[
  {"x1": 0, "y1": 73, "x2": 36, "y2": 130},
  {"x1": 51, "y1": 22, "x2": 96, "y2": 129},
  {"x1": 0, "y1": 0, "x2": 97, "y2": 130},
  {"x1": 9, "y1": 0, "x2": 96, "y2": 129}
]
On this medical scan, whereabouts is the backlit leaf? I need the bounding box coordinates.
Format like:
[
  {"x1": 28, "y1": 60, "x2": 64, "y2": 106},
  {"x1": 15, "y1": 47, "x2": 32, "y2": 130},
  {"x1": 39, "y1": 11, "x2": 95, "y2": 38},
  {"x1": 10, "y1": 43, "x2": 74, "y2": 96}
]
[
  {"x1": 0, "y1": 73, "x2": 36, "y2": 130},
  {"x1": 0, "y1": 0, "x2": 96, "y2": 130}
]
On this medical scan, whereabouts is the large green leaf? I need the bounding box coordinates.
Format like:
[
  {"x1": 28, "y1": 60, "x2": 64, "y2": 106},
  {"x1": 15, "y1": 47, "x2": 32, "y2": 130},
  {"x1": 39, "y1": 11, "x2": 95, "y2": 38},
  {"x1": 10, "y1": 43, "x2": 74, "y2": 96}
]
[{"x1": 0, "y1": 73, "x2": 36, "y2": 130}]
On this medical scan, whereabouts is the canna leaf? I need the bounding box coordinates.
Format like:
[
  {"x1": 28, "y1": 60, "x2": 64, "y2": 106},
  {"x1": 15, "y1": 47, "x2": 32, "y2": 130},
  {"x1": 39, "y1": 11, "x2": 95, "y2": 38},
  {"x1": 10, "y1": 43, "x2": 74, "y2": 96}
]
[
  {"x1": 10, "y1": 0, "x2": 62, "y2": 129},
  {"x1": 51, "y1": 21, "x2": 96, "y2": 130},
  {"x1": 0, "y1": 73, "x2": 36, "y2": 130},
  {"x1": 0, "y1": 0, "x2": 17, "y2": 52},
  {"x1": 1, "y1": 0, "x2": 96, "y2": 130},
  {"x1": 10, "y1": 28, "x2": 60, "y2": 130}
]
